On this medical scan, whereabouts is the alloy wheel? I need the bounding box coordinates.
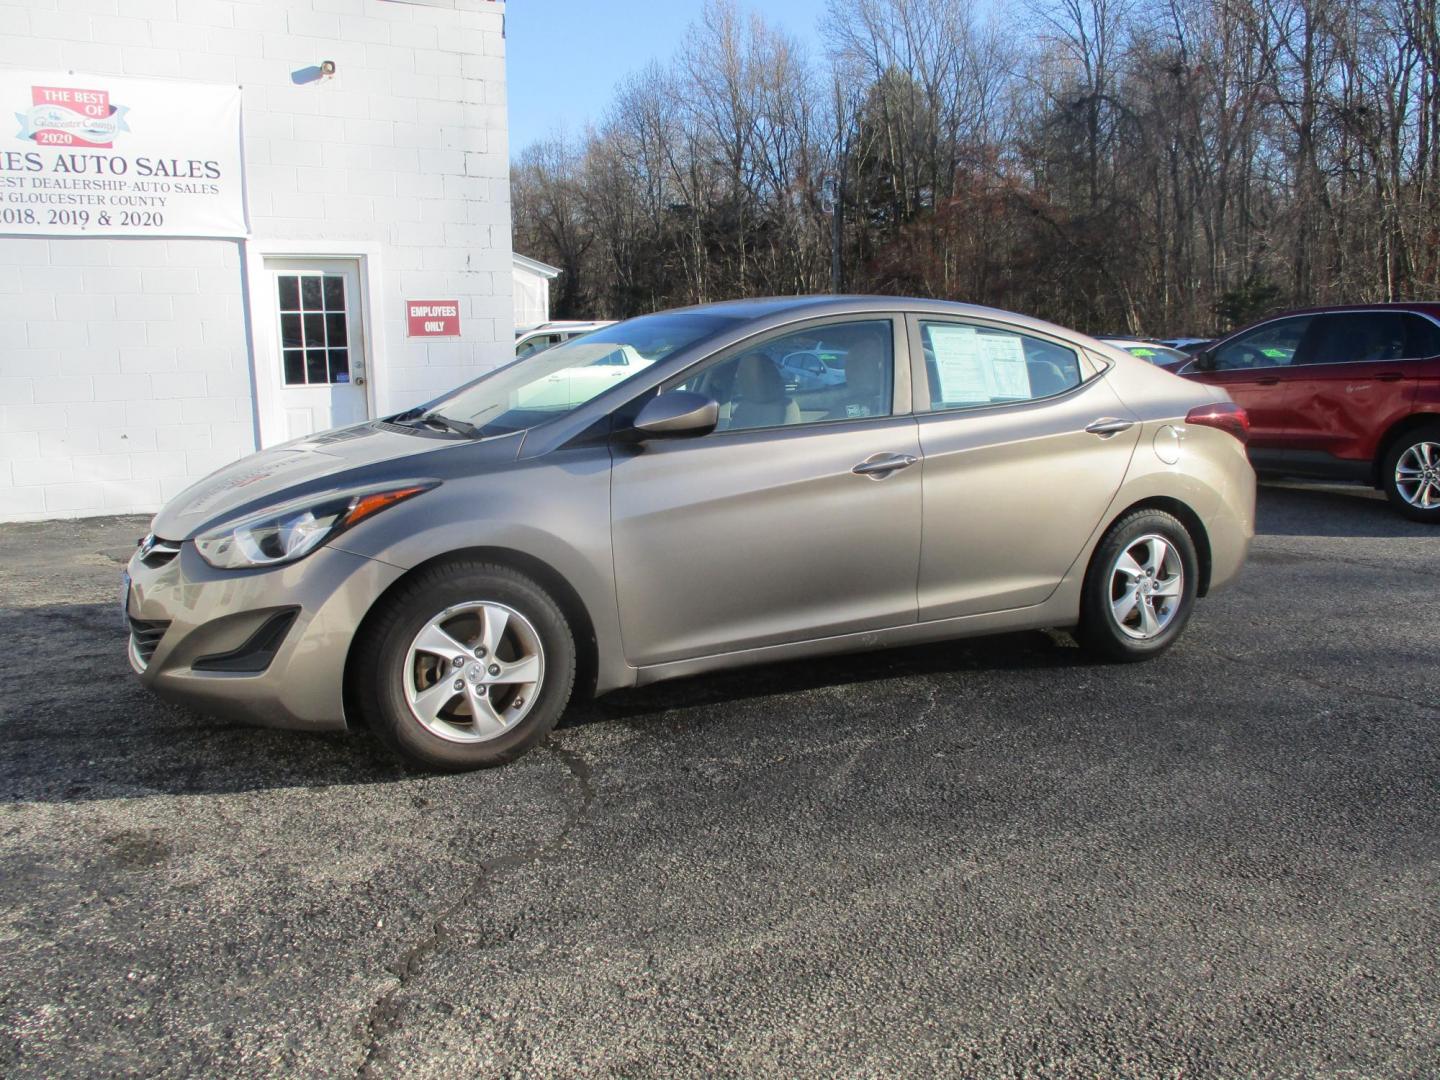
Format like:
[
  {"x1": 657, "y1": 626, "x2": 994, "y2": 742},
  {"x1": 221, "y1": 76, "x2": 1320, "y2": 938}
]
[
  {"x1": 1108, "y1": 533, "x2": 1184, "y2": 640},
  {"x1": 402, "y1": 601, "x2": 545, "y2": 743},
  {"x1": 1394, "y1": 441, "x2": 1440, "y2": 510}
]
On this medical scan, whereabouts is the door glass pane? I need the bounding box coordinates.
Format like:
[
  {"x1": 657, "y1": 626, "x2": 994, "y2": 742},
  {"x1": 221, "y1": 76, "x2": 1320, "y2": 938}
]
[
  {"x1": 1212, "y1": 317, "x2": 1311, "y2": 370},
  {"x1": 277, "y1": 275, "x2": 300, "y2": 311},
  {"x1": 301, "y1": 276, "x2": 323, "y2": 310},
  {"x1": 283, "y1": 349, "x2": 305, "y2": 385},
  {"x1": 668, "y1": 319, "x2": 894, "y2": 431},
  {"x1": 306, "y1": 349, "x2": 327, "y2": 383},
  {"x1": 919, "y1": 322, "x2": 1081, "y2": 410},
  {"x1": 280, "y1": 313, "x2": 302, "y2": 348},
  {"x1": 328, "y1": 349, "x2": 350, "y2": 381},
  {"x1": 326, "y1": 313, "x2": 348, "y2": 347},
  {"x1": 303, "y1": 313, "x2": 326, "y2": 348},
  {"x1": 1302, "y1": 313, "x2": 1407, "y2": 365}
]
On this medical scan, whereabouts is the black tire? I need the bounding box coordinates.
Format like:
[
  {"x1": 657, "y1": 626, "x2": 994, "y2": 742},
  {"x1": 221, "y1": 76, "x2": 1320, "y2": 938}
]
[
  {"x1": 354, "y1": 561, "x2": 576, "y2": 771},
  {"x1": 1380, "y1": 424, "x2": 1440, "y2": 523},
  {"x1": 1076, "y1": 509, "x2": 1199, "y2": 662}
]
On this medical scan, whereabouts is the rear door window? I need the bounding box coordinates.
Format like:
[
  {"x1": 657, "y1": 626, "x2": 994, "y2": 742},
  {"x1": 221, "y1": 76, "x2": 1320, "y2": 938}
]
[
  {"x1": 918, "y1": 321, "x2": 1083, "y2": 409},
  {"x1": 1301, "y1": 313, "x2": 1408, "y2": 365}
]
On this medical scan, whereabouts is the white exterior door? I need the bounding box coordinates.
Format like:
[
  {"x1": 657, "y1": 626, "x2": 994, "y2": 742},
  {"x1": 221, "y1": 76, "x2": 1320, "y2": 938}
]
[{"x1": 267, "y1": 258, "x2": 370, "y2": 440}]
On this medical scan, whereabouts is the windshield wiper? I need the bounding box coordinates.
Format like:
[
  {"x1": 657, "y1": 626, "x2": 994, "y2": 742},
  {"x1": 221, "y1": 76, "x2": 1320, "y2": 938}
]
[
  {"x1": 389, "y1": 406, "x2": 480, "y2": 437},
  {"x1": 417, "y1": 411, "x2": 481, "y2": 438}
]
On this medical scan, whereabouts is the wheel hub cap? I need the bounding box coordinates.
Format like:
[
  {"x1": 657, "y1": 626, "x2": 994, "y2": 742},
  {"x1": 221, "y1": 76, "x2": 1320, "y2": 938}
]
[
  {"x1": 1108, "y1": 533, "x2": 1183, "y2": 641},
  {"x1": 1396, "y1": 441, "x2": 1440, "y2": 509},
  {"x1": 402, "y1": 601, "x2": 545, "y2": 744}
]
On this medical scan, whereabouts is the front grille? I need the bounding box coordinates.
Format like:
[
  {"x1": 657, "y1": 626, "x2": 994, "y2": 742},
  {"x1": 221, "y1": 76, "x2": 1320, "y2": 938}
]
[
  {"x1": 128, "y1": 617, "x2": 170, "y2": 670},
  {"x1": 137, "y1": 536, "x2": 182, "y2": 569}
]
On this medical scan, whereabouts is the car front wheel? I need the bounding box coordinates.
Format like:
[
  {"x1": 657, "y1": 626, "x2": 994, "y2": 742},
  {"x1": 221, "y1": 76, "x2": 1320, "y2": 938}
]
[
  {"x1": 1076, "y1": 509, "x2": 1199, "y2": 662},
  {"x1": 1381, "y1": 425, "x2": 1440, "y2": 522},
  {"x1": 355, "y1": 561, "x2": 577, "y2": 771}
]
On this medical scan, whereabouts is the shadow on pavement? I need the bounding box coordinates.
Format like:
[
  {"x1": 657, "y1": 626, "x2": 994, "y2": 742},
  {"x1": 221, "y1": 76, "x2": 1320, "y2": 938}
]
[
  {"x1": 1255, "y1": 481, "x2": 1440, "y2": 539},
  {"x1": 9, "y1": 478, "x2": 1416, "y2": 805},
  {"x1": 566, "y1": 629, "x2": 1090, "y2": 729},
  {"x1": 1, "y1": 597, "x2": 1089, "y2": 803}
]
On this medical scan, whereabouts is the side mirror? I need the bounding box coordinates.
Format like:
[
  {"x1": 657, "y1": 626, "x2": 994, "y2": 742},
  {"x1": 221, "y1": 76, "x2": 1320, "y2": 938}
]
[
  {"x1": 1192, "y1": 349, "x2": 1216, "y2": 372},
  {"x1": 630, "y1": 390, "x2": 719, "y2": 440}
]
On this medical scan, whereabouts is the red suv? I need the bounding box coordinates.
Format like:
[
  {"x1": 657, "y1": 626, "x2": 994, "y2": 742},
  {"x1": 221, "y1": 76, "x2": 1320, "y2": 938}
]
[{"x1": 1178, "y1": 304, "x2": 1440, "y2": 520}]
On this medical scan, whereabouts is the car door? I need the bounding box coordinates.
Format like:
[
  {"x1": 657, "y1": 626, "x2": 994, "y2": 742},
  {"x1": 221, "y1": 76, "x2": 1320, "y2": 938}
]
[
  {"x1": 909, "y1": 315, "x2": 1141, "y2": 619},
  {"x1": 1184, "y1": 314, "x2": 1315, "y2": 453},
  {"x1": 1281, "y1": 311, "x2": 1424, "y2": 465},
  {"x1": 609, "y1": 315, "x2": 921, "y2": 666}
]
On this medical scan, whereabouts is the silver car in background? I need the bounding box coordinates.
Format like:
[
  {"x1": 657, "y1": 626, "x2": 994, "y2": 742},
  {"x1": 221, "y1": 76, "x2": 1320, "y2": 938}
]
[{"x1": 124, "y1": 297, "x2": 1255, "y2": 770}]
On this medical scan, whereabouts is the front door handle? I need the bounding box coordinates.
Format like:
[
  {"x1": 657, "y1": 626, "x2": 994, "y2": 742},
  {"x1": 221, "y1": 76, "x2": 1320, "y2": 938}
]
[
  {"x1": 852, "y1": 452, "x2": 917, "y2": 478},
  {"x1": 1084, "y1": 417, "x2": 1135, "y2": 437},
  {"x1": 1375, "y1": 372, "x2": 1404, "y2": 382},
  {"x1": 1256, "y1": 376, "x2": 1280, "y2": 386}
]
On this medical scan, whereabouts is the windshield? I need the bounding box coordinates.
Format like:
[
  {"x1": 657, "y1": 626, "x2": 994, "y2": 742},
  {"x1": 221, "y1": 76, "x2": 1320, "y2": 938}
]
[{"x1": 414, "y1": 312, "x2": 741, "y2": 436}]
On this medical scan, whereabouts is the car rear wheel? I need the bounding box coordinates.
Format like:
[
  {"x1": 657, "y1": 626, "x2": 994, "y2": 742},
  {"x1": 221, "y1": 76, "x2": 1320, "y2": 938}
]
[
  {"x1": 1381, "y1": 425, "x2": 1440, "y2": 523},
  {"x1": 355, "y1": 561, "x2": 576, "y2": 771},
  {"x1": 1076, "y1": 509, "x2": 1199, "y2": 662}
]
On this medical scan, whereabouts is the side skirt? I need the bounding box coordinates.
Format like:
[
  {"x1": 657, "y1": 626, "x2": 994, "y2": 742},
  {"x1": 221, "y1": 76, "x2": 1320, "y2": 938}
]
[{"x1": 631, "y1": 592, "x2": 1081, "y2": 689}]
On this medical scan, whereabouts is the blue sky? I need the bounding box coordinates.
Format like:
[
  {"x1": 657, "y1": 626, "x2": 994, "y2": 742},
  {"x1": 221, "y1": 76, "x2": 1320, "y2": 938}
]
[{"x1": 505, "y1": 0, "x2": 833, "y2": 158}]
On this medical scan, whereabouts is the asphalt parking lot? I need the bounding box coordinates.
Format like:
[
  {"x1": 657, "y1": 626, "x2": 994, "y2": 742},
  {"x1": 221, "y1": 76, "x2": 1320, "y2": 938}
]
[{"x1": 1, "y1": 483, "x2": 1437, "y2": 1078}]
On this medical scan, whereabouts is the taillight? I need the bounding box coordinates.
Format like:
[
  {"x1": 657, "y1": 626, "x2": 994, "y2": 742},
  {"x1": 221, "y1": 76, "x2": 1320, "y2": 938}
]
[{"x1": 1185, "y1": 402, "x2": 1249, "y2": 444}]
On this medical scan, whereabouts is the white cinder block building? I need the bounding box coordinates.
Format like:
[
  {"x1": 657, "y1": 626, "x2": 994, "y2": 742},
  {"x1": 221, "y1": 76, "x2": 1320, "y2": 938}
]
[{"x1": 0, "y1": 0, "x2": 512, "y2": 522}]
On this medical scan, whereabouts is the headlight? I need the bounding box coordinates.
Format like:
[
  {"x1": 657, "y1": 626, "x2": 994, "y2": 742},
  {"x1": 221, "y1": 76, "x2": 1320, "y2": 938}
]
[{"x1": 195, "y1": 483, "x2": 435, "y2": 570}]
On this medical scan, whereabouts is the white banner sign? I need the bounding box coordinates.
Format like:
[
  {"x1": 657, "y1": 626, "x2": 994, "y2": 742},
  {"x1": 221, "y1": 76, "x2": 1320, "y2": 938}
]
[{"x1": 0, "y1": 71, "x2": 246, "y2": 238}]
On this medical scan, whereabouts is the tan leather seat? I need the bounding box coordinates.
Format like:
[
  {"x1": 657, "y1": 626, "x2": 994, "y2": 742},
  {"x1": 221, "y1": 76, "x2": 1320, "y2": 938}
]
[
  {"x1": 843, "y1": 339, "x2": 888, "y2": 418},
  {"x1": 727, "y1": 353, "x2": 800, "y2": 430}
]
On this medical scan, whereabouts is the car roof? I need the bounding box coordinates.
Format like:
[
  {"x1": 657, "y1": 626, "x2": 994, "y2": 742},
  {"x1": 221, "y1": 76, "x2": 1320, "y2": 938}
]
[
  {"x1": 665, "y1": 294, "x2": 1114, "y2": 344},
  {"x1": 1274, "y1": 301, "x2": 1440, "y2": 318},
  {"x1": 1210, "y1": 302, "x2": 1440, "y2": 345}
]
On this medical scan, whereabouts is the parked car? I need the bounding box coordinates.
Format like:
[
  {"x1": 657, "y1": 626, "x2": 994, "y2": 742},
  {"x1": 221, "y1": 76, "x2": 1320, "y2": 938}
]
[
  {"x1": 514, "y1": 343, "x2": 651, "y2": 410},
  {"x1": 778, "y1": 349, "x2": 847, "y2": 391},
  {"x1": 514, "y1": 320, "x2": 615, "y2": 358},
  {"x1": 1160, "y1": 337, "x2": 1213, "y2": 354},
  {"x1": 124, "y1": 297, "x2": 1254, "y2": 770},
  {"x1": 1099, "y1": 338, "x2": 1192, "y2": 366},
  {"x1": 1175, "y1": 303, "x2": 1440, "y2": 520}
]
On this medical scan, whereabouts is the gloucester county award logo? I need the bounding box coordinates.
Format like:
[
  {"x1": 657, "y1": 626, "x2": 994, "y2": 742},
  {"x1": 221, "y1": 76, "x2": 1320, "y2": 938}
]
[{"x1": 16, "y1": 84, "x2": 130, "y2": 148}]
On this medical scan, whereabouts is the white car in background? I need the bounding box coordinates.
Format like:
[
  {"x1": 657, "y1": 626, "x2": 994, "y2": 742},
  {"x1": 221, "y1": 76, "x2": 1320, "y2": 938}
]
[
  {"x1": 515, "y1": 320, "x2": 616, "y2": 358},
  {"x1": 1099, "y1": 338, "x2": 1191, "y2": 366},
  {"x1": 513, "y1": 342, "x2": 651, "y2": 409}
]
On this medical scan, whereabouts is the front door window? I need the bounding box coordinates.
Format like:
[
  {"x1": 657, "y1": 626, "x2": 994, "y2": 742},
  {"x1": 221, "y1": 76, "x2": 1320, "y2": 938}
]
[{"x1": 1210, "y1": 316, "x2": 1313, "y2": 370}]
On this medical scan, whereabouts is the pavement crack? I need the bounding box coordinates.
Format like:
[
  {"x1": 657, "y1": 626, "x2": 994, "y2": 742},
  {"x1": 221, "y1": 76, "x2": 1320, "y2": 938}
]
[{"x1": 352, "y1": 736, "x2": 597, "y2": 1079}]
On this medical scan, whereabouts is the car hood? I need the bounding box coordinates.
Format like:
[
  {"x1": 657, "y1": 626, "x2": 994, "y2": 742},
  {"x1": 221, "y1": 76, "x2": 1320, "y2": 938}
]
[{"x1": 151, "y1": 422, "x2": 519, "y2": 540}]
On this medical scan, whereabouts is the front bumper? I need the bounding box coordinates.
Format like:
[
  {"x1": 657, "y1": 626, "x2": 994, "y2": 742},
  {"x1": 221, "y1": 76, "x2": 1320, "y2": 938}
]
[{"x1": 124, "y1": 540, "x2": 405, "y2": 732}]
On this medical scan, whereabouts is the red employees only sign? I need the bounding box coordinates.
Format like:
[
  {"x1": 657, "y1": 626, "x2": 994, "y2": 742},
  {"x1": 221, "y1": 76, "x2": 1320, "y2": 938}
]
[{"x1": 406, "y1": 300, "x2": 460, "y2": 337}]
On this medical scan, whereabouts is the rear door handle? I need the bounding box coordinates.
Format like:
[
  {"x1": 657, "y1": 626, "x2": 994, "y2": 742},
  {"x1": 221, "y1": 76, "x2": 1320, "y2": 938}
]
[
  {"x1": 1375, "y1": 372, "x2": 1404, "y2": 382},
  {"x1": 852, "y1": 452, "x2": 917, "y2": 478},
  {"x1": 1255, "y1": 377, "x2": 1280, "y2": 386},
  {"x1": 1084, "y1": 417, "x2": 1135, "y2": 437}
]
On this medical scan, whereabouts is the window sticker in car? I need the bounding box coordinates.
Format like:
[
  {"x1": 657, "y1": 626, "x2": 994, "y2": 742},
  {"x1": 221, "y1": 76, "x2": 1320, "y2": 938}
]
[
  {"x1": 929, "y1": 325, "x2": 1033, "y2": 404},
  {"x1": 983, "y1": 334, "x2": 1031, "y2": 399},
  {"x1": 930, "y1": 325, "x2": 990, "y2": 403}
]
